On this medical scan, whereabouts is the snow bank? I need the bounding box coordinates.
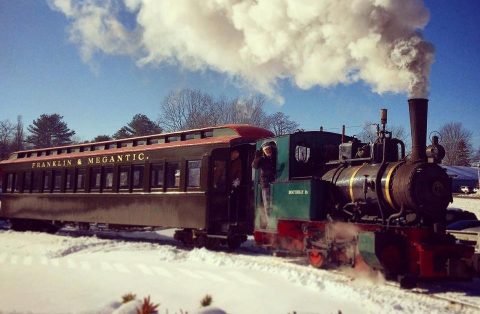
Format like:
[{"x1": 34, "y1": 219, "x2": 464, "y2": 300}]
[
  {"x1": 1, "y1": 230, "x2": 478, "y2": 313},
  {"x1": 449, "y1": 197, "x2": 480, "y2": 219}
]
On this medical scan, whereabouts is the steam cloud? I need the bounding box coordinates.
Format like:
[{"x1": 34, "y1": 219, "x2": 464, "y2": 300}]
[{"x1": 49, "y1": 0, "x2": 434, "y2": 100}]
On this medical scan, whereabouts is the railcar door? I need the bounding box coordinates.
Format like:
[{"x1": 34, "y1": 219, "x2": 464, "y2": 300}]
[
  {"x1": 209, "y1": 148, "x2": 230, "y2": 233},
  {"x1": 208, "y1": 145, "x2": 256, "y2": 234}
]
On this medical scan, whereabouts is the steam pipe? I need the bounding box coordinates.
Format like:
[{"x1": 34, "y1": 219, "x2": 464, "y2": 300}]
[{"x1": 408, "y1": 98, "x2": 428, "y2": 162}]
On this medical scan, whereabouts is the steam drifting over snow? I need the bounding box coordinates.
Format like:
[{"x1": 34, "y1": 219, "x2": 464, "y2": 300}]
[{"x1": 49, "y1": 0, "x2": 434, "y2": 100}]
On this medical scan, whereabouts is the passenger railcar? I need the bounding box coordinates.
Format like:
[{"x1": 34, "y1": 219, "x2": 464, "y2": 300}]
[{"x1": 0, "y1": 125, "x2": 272, "y2": 249}]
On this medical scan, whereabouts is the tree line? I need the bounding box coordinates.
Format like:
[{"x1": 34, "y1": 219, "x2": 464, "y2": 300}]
[
  {"x1": 0, "y1": 89, "x2": 299, "y2": 157},
  {"x1": 1, "y1": 88, "x2": 478, "y2": 166}
]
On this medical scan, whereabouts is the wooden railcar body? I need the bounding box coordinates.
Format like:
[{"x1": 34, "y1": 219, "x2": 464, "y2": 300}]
[{"x1": 0, "y1": 125, "x2": 272, "y2": 239}]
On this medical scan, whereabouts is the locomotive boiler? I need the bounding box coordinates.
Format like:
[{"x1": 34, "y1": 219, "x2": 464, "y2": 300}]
[{"x1": 321, "y1": 98, "x2": 452, "y2": 227}]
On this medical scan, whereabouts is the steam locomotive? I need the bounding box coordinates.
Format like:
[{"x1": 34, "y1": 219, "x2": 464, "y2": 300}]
[
  {"x1": 253, "y1": 98, "x2": 475, "y2": 286},
  {"x1": 0, "y1": 98, "x2": 476, "y2": 287}
]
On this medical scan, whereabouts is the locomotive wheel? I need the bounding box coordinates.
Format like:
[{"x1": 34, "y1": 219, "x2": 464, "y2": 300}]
[
  {"x1": 398, "y1": 274, "x2": 417, "y2": 289},
  {"x1": 308, "y1": 249, "x2": 325, "y2": 268}
]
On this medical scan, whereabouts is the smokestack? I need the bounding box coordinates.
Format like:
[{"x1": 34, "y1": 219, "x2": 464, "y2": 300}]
[{"x1": 408, "y1": 98, "x2": 428, "y2": 162}]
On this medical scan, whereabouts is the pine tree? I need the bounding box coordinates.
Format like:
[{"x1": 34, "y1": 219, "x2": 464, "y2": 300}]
[
  {"x1": 92, "y1": 135, "x2": 112, "y2": 142},
  {"x1": 456, "y1": 139, "x2": 471, "y2": 166},
  {"x1": 26, "y1": 114, "x2": 76, "y2": 148},
  {"x1": 113, "y1": 114, "x2": 162, "y2": 139}
]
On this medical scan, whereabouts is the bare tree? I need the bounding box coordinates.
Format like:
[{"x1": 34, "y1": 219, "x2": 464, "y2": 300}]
[
  {"x1": 159, "y1": 89, "x2": 270, "y2": 131},
  {"x1": 224, "y1": 95, "x2": 270, "y2": 128},
  {"x1": 358, "y1": 121, "x2": 407, "y2": 144},
  {"x1": 439, "y1": 122, "x2": 473, "y2": 166},
  {"x1": 12, "y1": 115, "x2": 25, "y2": 152},
  {"x1": 267, "y1": 112, "x2": 299, "y2": 135},
  {"x1": 0, "y1": 120, "x2": 15, "y2": 160},
  {"x1": 159, "y1": 89, "x2": 299, "y2": 134},
  {"x1": 159, "y1": 89, "x2": 213, "y2": 131}
]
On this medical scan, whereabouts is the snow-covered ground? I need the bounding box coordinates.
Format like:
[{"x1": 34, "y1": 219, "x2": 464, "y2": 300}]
[
  {"x1": 449, "y1": 196, "x2": 480, "y2": 219},
  {"x1": 1, "y1": 227, "x2": 479, "y2": 314}
]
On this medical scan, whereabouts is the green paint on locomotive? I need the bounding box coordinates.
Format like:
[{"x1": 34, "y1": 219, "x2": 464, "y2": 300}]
[
  {"x1": 253, "y1": 131, "x2": 346, "y2": 230},
  {"x1": 272, "y1": 179, "x2": 327, "y2": 219},
  {"x1": 358, "y1": 232, "x2": 383, "y2": 270}
]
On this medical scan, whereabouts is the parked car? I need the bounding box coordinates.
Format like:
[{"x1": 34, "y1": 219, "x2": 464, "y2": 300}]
[{"x1": 460, "y1": 186, "x2": 471, "y2": 194}]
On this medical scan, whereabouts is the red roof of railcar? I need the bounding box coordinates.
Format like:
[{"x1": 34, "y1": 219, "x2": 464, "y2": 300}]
[{"x1": 0, "y1": 124, "x2": 273, "y2": 165}]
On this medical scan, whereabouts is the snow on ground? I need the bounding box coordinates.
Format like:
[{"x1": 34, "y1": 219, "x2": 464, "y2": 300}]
[
  {"x1": 449, "y1": 196, "x2": 480, "y2": 219},
  {"x1": 0, "y1": 229, "x2": 479, "y2": 314}
]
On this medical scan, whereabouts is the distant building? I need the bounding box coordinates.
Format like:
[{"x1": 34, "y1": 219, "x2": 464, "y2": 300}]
[{"x1": 442, "y1": 166, "x2": 479, "y2": 193}]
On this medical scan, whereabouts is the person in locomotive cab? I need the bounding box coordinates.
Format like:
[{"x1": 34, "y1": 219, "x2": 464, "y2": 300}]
[
  {"x1": 229, "y1": 149, "x2": 242, "y2": 220},
  {"x1": 252, "y1": 141, "x2": 277, "y2": 229}
]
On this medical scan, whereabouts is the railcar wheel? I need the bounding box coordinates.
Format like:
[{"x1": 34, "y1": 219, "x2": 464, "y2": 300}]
[
  {"x1": 10, "y1": 219, "x2": 29, "y2": 232},
  {"x1": 194, "y1": 235, "x2": 207, "y2": 248},
  {"x1": 308, "y1": 249, "x2": 325, "y2": 268},
  {"x1": 227, "y1": 237, "x2": 242, "y2": 251}
]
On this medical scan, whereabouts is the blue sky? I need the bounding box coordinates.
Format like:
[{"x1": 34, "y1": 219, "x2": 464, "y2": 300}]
[{"x1": 0, "y1": 0, "x2": 479, "y2": 150}]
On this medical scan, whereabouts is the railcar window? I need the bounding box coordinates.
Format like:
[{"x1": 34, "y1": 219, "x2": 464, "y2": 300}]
[
  {"x1": 24, "y1": 172, "x2": 32, "y2": 192},
  {"x1": 6, "y1": 173, "x2": 14, "y2": 192},
  {"x1": 119, "y1": 166, "x2": 130, "y2": 189},
  {"x1": 66, "y1": 170, "x2": 74, "y2": 191},
  {"x1": 53, "y1": 171, "x2": 62, "y2": 191},
  {"x1": 212, "y1": 128, "x2": 237, "y2": 137},
  {"x1": 90, "y1": 168, "x2": 101, "y2": 191},
  {"x1": 166, "y1": 162, "x2": 180, "y2": 188},
  {"x1": 150, "y1": 164, "x2": 164, "y2": 188},
  {"x1": 135, "y1": 140, "x2": 147, "y2": 146},
  {"x1": 82, "y1": 146, "x2": 91, "y2": 152},
  {"x1": 76, "y1": 170, "x2": 86, "y2": 192},
  {"x1": 185, "y1": 133, "x2": 201, "y2": 140},
  {"x1": 104, "y1": 167, "x2": 114, "y2": 190},
  {"x1": 148, "y1": 138, "x2": 165, "y2": 144},
  {"x1": 132, "y1": 165, "x2": 144, "y2": 189},
  {"x1": 94, "y1": 145, "x2": 105, "y2": 151},
  {"x1": 166, "y1": 135, "x2": 180, "y2": 143},
  {"x1": 32, "y1": 172, "x2": 42, "y2": 192},
  {"x1": 203, "y1": 131, "x2": 213, "y2": 138},
  {"x1": 187, "y1": 160, "x2": 201, "y2": 188},
  {"x1": 14, "y1": 173, "x2": 22, "y2": 192},
  {"x1": 44, "y1": 171, "x2": 51, "y2": 192},
  {"x1": 72, "y1": 147, "x2": 81, "y2": 153},
  {"x1": 118, "y1": 142, "x2": 133, "y2": 148}
]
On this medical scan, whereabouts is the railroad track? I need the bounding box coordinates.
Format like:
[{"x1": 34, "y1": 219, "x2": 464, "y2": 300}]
[{"x1": 394, "y1": 282, "x2": 480, "y2": 312}]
